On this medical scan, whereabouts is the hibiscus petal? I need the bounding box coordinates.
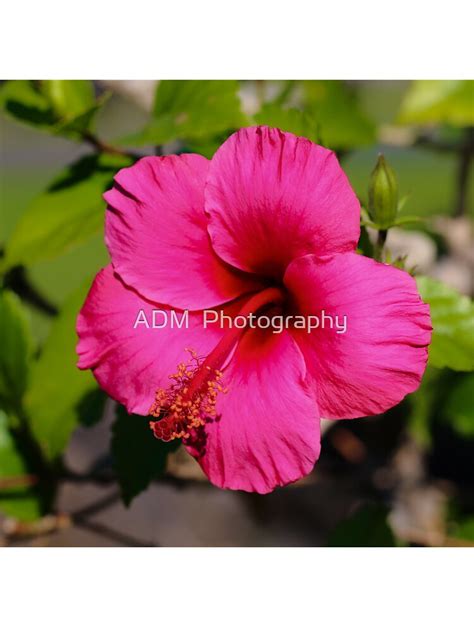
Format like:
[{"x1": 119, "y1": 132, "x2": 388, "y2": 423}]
[
  {"x1": 188, "y1": 328, "x2": 321, "y2": 494},
  {"x1": 76, "y1": 265, "x2": 229, "y2": 415},
  {"x1": 205, "y1": 126, "x2": 360, "y2": 278},
  {"x1": 104, "y1": 154, "x2": 261, "y2": 309},
  {"x1": 284, "y1": 253, "x2": 432, "y2": 419}
]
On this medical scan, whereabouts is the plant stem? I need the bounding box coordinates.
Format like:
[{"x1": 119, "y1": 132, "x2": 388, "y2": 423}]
[
  {"x1": 374, "y1": 229, "x2": 388, "y2": 261},
  {"x1": 81, "y1": 131, "x2": 141, "y2": 160},
  {"x1": 0, "y1": 474, "x2": 38, "y2": 491}
]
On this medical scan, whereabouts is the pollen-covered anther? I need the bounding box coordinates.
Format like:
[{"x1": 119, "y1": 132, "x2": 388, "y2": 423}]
[{"x1": 149, "y1": 349, "x2": 228, "y2": 442}]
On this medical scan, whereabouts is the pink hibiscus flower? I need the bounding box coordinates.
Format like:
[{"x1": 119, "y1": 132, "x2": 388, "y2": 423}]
[{"x1": 76, "y1": 126, "x2": 432, "y2": 494}]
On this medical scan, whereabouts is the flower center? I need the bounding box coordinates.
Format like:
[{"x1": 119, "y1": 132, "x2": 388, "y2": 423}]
[{"x1": 149, "y1": 287, "x2": 285, "y2": 442}]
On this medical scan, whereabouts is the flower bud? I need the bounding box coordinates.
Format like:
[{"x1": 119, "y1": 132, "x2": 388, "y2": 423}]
[{"x1": 368, "y1": 154, "x2": 398, "y2": 229}]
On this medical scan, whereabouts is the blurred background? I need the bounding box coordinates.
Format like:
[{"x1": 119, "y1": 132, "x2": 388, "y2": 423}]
[{"x1": 0, "y1": 80, "x2": 473, "y2": 546}]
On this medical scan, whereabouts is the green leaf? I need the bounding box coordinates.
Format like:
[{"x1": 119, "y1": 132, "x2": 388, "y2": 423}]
[
  {"x1": 42, "y1": 80, "x2": 95, "y2": 119},
  {"x1": 182, "y1": 132, "x2": 230, "y2": 159},
  {"x1": 392, "y1": 215, "x2": 424, "y2": 226},
  {"x1": 0, "y1": 290, "x2": 33, "y2": 413},
  {"x1": 303, "y1": 80, "x2": 376, "y2": 149},
  {"x1": 443, "y1": 373, "x2": 474, "y2": 437},
  {"x1": 328, "y1": 504, "x2": 397, "y2": 546},
  {"x1": 0, "y1": 80, "x2": 56, "y2": 128},
  {"x1": 254, "y1": 103, "x2": 321, "y2": 142},
  {"x1": 26, "y1": 280, "x2": 98, "y2": 460},
  {"x1": 0, "y1": 410, "x2": 41, "y2": 521},
  {"x1": 121, "y1": 80, "x2": 247, "y2": 146},
  {"x1": 417, "y1": 276, "x2": 474, "y2": 371},
  {"x1": 0, "y1": 80, "x2": 107, "y2": 138},
  {"x1": 77, "y1": 388, "x2": 107, "y2": 428},
  {"x1": 398, "y1": 80, "x2": 474, "y2": 127},
  {"x1": 3, "y1": 153, "x2": 131, "y2": 270},
  {"x1": 397, "y1": 194, "x2": 409, "y2": 213},
  {"x1": 53, "y1": 91, "x2": 111, "y2": 138},
  {"x1": 112, "y1": 407, "x2": 180, "y2": 506},
  {"x1": 407, "y1": 367, "x2": 440, "y2": 447}
]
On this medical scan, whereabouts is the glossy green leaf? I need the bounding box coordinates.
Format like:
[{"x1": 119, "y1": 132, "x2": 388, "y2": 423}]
[
  {"x1": 112, "y1": 407, "x2": 180, "y2": 506},
  {"x1": 328, "y1": 504, "x2": 397, "y2": 547},
  {"x1": 0, "y1": 410, "x2": 41, "y2": 521},
  {"x1": 121, "y1": 80, "x2": 247, "y2": 146},
  {"x1": 443, "y1": 373, "x2": 474, "y2": 437},
  {"x1": 0, "y1": 290, "x2": 33, "y2": 413},
  {"x1": 417, "y1": 276, "x2": 474, "y2": 371},
  {"x1": 303, "y1": 80, "x2": 376, "y2": 149},
  {"x1": 3, "y1": 153, "x2": 131, "y2": 270},
  {"x1": 254, "y1": 103, "x2": 321, "y2": 142},
  {"x1": 26, "y1": 280, "x2": 97, "y2": 460},
  {"x1": 398, "y1": 80, "x2": 474, "y2": 127}
]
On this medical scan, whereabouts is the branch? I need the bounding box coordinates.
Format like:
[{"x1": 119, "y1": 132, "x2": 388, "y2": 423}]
[
  {"x1": 81, "y1": 131, "x2": 142, "y2": 161},
  {"x1": 0, "y1": 474, "x2": 38, "y2": 491},
  {"x1": 1, "y1": 490, "x2": 158, "y2": 547},
  {"x1": 77, "y1": 519, "x2": 156, "y2": 547},
  {"x1": 63, "y1": 465, "x2": 210, "y2": 489},
  {"x1": 71, "y1": 490, "x2": 121, "y2": 521}
]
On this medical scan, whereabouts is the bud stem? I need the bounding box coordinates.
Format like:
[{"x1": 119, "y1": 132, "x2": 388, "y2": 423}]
[{"x1": 374, "y1": 229, "x2": 388, "y2": 262}]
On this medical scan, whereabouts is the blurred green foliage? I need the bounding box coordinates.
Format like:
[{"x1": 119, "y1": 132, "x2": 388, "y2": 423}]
[
  {"x1": 3, "y1": 153, "x2": 131, "y2": 270},
  {"x1": 328, "y1": 505, "x2": 397, "y2": 547},
  {"x1": 398, "y1": 80, "x2": 474, "y2": 127},
  {"x1": 443, "y1": 373, "x2": 474, "y2": 438},
  {"x1": 0, "y1": 80, "x2": 473, "y2": 542},
  {"x1": 302, "y1": 80, "x2": 376, "y2": 148},
  {"x1": 253, "y1": 80, "x2": 375, "y2": 149},
  {"x1": 407, "y1": 366, "x2": 474, "y2": 450},
  {"x1": 0, "y1": 80, "x2": 109, "y2": 139},
  {"x1": 417, "y1": 276, "x2": 474, "y2": 372},
  {"x1": 26, "y1": 279, "x2": 97, "y2": 461},
  {"x1": 0, "y1": 290, "x2": 33, "y2": 414},
  {"x1": 121, "y1": 80, "x2": 247, "y2": 147},
  {"x1": 452, "y1": 516, "x2": 474, "y2": 541},
  {"x1": 0, "y1": 410, "x2": 41, "y2": 521},
  {"x1": 255, "y1": 104, "x2": 320, "y2": 144}
]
